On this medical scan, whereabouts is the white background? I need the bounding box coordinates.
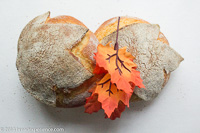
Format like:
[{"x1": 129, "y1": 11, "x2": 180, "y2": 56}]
[{"x1": 0, "y1": 0, "x2": 200, "y2": 133}]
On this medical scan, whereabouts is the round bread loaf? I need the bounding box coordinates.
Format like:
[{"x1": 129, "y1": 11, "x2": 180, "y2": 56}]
[
  {"x1": 16, "y1": 12, "x2": 101, "y2": 107},
  {"x1": 95, "y1": 17, "x2": 183, "y2": 101}
]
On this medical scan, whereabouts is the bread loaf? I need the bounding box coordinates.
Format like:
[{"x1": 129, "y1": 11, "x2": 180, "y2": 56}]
[
  {"x1": 95, "y1": 17, "x2": 184, "y2": 101},
  {"x1": 16, "y1": 12, "x2": 100, "y2": 107}
]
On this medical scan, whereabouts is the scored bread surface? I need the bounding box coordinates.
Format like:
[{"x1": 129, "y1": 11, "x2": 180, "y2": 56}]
[
  {"x1": 95, "y1": 17, "x2": 183, "y2": 101},
  {"x1": 16, "y1": 12, "x2": 99, "y2": 107}
]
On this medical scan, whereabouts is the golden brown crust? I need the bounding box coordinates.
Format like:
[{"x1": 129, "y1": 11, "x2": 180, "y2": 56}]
[
  {"x1": 95, "y1": 17, "x2": 169, "y2": 45},
  {"x1": 95, "y1": 17, "x2": 170, "y2": 101},
  {"x1": 70, "y1": 31, "x2": 98, "y2": 73},
  {"x1": 46, "y1": 15, "x2": 98, "y2": 73},
  {"x1": 46, "y1": 15, "x2": 87, "y2": 28}
]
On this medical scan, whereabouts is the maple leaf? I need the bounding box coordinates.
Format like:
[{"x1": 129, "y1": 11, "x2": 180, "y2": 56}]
[
  {"x1": 94, "y1": 44, "x2": 145, "y2": 94},
  {"x1": 94, "y1": 16, "x2": 144, "y2": 94},
  {"x1": 105, "y1": 101, "x2": 126, "y2": 120},
  {"x1": 84, "y1": 94, "x2": 102, "y2": 114},
  {"x1": 93, "y1": 73, "x2": 131, "y2": 117},
  {"x1": 84, "y1": 17, "x2": 145, "y2": 120},
  {"x1": 84, "y1": 92, "x2": 126, "y2": 120},
  {"x1": 93, "y1": 64, "x2": 107, "y2": 74}
]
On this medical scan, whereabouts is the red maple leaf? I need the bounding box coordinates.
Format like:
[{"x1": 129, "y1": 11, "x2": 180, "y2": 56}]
[{"x1": 84, "y1": 94, "x2": 101, "y2": 114}]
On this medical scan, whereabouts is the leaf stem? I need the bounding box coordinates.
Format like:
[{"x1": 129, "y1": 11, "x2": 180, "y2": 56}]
[
  {"x1": 114, "y1": 17, "x2": 120, "y2": 50},
  {"x1": 106, "y1": 17, "x2": 131, "y2": 75}
]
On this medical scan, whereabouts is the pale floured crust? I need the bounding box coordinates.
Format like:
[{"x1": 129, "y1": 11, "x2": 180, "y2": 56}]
[
  {"x1": 100, "y1": 23, "x2": 183, "y2": 101},
  {"x1": 16, "y1": 12, "x2": 99, "y2": 107}
]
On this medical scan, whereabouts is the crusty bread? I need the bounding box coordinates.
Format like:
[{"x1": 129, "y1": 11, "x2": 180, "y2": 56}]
[
  {"x1": 95, "y1": 17, "x2": 169, "y2": 44},
  {"x1": 95, "y1": 17, "x2": 183, "y2": 101},
  {"x1": 16, "y1": 12, "x2": 100, "y2": 107}
]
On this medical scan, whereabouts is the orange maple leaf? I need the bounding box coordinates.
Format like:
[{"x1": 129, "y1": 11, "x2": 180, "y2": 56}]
[
  {"x1": 93, "y1": 73, "x2": 131, "y2": 117},
  {"x1": 94, "y1": 43, "x2": 145, "y2": 94},
  {"x1": 84, "y1": 93, "x2": 126, "y2": 120},
  {"x1": 105, "y1": 101, "x2": 126, "y2": 120},
  {"x1": 84, "y1": 17, "x2": 145, "y2": 120}
]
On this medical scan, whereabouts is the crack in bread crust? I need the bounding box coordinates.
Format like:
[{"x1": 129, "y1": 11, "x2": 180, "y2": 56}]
[
  {"x1": 54, "y1": 74, "x2": 104, "y2": 108},
  {"x1": 16, "y1": 12, "x2": 98, "y2": 107},
  {"x1": 70, "y1": 31, "x2": 96, "y2": 73}
]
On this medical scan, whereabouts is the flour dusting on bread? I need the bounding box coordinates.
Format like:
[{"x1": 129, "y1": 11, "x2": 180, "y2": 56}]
[{"x1": 101, "y1": 23, "x2": 183, "y2": 101}]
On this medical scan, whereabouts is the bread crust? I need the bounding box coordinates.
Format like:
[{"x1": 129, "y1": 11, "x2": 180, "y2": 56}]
[
  {"x1": 95, "y1": 17, "x2": 183, "y2": 101},
  {"x1": 95, "y1": 16, "x2": 169, "y2": 44},
  {"x1": 46, "y1": 15, "x2": 87, "y2": 28},
  {"x1": 16, "y1": 12, "x2": 99, "y2": 107}
]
